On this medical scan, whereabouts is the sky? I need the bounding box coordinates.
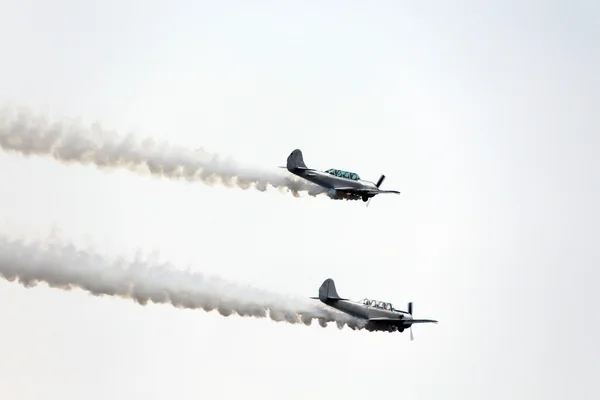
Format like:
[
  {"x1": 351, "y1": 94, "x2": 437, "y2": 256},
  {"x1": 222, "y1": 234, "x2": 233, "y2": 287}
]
[{"x1": 0, "y1": 0, "x2": 599, "y2": 399}]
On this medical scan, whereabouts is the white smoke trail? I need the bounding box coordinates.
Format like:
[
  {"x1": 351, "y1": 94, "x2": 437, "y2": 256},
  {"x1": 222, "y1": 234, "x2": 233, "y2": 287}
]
[
  {"x1": 0, "y1": 233, "x2": 365, "y2": 330},
  {"x1": 0, "y1": 106, "x2": 328, "y2": 198}
]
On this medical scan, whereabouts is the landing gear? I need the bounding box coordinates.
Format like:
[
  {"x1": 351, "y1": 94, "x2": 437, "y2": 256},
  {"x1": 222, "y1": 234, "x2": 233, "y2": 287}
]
[{"x1": 362, "y1": 195, "x2": 369, "y2": 202}]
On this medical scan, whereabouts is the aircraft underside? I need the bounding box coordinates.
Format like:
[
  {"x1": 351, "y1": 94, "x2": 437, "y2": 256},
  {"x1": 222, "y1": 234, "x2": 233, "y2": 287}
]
[
  {"x1": 365, "y1": 322, "x2": 405, "y2": 333},
  {"x1": 327, "y1": 188, "x2": 369, "y2": 202}
]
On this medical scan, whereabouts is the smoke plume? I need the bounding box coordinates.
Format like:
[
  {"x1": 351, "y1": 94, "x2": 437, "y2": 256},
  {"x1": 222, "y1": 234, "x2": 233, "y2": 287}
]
[
  {"x1": 0, "y1": 233, "x2": 365, "y2": 330},
  {"x1": 0, "y1": 106, "x2": 327, "y2": 198}
]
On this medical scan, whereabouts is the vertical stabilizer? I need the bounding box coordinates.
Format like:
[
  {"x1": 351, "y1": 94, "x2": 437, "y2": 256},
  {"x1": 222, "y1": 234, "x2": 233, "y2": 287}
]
[
  {"x1": 286, "y1": 149, "x2": 309, "y2": 171},
  {"x1": 317, "y1": 278, "x2": 346, "y2": 302}
]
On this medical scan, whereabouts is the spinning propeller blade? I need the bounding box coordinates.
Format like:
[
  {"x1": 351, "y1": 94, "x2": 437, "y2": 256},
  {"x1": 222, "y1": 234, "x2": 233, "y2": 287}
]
[
  {"x1": 366, "y1": 175, "x2": 386, "y2": 208},
  {"x1": 408, "y1": 302, "x2": 414, "y2": 341}
]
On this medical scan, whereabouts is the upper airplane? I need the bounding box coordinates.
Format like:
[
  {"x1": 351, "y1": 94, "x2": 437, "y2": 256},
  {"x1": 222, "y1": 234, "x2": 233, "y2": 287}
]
[
  {"x1": 311, "y1": 278, "x2": 438, "y2": 340},
  {"x1": 282, "y1": 149, "x2": 401, "y2": 204}
]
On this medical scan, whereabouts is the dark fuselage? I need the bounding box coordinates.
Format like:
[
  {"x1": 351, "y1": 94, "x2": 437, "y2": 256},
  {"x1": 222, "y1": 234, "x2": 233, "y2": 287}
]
[
  {"x1": 290, "y1": 169, "x2": 378, "y2": 200},
  {"x1": 322, "y1": 298, "x2": 413, "y2": 332}
]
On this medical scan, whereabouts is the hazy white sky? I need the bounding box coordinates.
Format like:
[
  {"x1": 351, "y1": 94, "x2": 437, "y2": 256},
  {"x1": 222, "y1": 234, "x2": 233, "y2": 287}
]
[{"x1": 0, "y1": 1, "x2": 598, "y2": 399}]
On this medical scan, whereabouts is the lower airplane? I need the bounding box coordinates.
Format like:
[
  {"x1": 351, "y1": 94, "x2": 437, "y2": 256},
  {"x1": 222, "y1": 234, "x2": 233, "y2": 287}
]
[
  {"x1": 282, "y1": 149, "x2": 401, "y2": 205},
  {"x1": 310, "y1": 278, "x2": 438, "y2": 339}
]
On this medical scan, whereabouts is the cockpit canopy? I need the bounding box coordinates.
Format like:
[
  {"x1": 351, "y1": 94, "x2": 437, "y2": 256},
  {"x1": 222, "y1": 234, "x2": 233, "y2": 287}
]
[
  {"x1": 324, "y1": 168, "x2": 361, "y2": 181},
  {"x1": 361, "y1": 298, "x2": 394, "y2": 311}
]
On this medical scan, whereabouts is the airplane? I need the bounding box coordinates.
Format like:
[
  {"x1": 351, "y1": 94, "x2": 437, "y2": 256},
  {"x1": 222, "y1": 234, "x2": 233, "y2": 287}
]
[
  {"x1": 282, "y1": 149, "x2": 401, "y2": 205},
  {"x1": 310, "y1": 278, "x2": 438, "y2": 340}
]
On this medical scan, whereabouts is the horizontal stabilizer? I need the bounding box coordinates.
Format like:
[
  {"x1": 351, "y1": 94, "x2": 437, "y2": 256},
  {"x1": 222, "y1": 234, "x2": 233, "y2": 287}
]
[
  {"x1": 279, "y1": 165, "x2": 311, "y2": 170},
  {"x1": 310, "y1": 296, "x2": 347, "y2": 300}
]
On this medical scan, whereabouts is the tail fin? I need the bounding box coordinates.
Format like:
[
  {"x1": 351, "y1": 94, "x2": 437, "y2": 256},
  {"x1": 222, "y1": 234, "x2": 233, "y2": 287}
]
[
  {"x1": 312, "y1": 278, "x2": 347, "y2": 302},
  {"x1": 286, "y1": 149, "x2": 309, "y2": 171}
]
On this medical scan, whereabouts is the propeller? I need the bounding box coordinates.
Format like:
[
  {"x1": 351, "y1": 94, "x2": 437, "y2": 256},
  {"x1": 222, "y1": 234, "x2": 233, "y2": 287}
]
[
  {"x1": 408, "y1": 302, "x2": 414, "y2": 341},
  {"x1": 366, "y1": 174, "x2": 386, "y2": 208}
]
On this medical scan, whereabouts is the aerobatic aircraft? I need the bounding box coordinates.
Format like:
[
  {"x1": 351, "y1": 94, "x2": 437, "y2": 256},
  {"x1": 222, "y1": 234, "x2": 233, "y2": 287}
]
[
  {"x1": 282, "y1": 149, "x2": 400, "y2": 205},
  {"x1": 310, "y1": 278, "x2": 437, "y2": 340}
]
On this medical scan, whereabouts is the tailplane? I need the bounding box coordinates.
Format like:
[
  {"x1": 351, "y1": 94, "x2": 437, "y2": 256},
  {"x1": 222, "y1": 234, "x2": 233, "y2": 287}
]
[
  {"x1": 310, "y1": 278, "x2": 348, "y2": 302},
  {"x1": 286, "y1": 149, "x2": 309, "y2": 172}
]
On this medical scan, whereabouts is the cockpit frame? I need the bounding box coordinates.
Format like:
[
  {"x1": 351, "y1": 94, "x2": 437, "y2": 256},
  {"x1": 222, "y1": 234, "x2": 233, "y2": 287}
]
[
  {"x1": 361, "y1": 298, "x2": 394, "y2": 311},
  {"x1": 324, "y1": 168, "x2": 361, "y2": 181}
]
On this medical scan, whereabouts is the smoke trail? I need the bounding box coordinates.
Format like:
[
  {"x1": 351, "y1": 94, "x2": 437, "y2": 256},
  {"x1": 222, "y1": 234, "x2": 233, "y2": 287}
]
[
  {"x1": 0, "y1": 233, "x2": 365, "y2": 330},
  {"x1": 0, "y1": 106, "x2": 328, "y2": 198}
]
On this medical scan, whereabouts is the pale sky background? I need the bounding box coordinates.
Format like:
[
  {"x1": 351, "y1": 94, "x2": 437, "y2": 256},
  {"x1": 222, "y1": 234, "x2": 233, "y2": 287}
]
[{"x1": 0, "y1": 1, "x2": 599, "y2": 399}]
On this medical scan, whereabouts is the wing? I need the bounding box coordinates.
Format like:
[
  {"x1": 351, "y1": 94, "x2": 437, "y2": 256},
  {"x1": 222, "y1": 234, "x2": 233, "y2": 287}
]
[
  {"x1": 330, "y1": 186, "x2": 357, "y2": 191},
  {"x1": 368, "y1": 317, "x2": 437, "y2": 324},
  {"x1": 404, "y1": 319, "x2": 438, "y2": 324},
  {"x1": 368, "y1": 317, "x2": 397, "y2": 321},
  {"x1": 334, "y1": 187, "x2": 401, "y2": 195},
  {"x1": 374, "y1": 189, "x2": 401, "y2": 194}
]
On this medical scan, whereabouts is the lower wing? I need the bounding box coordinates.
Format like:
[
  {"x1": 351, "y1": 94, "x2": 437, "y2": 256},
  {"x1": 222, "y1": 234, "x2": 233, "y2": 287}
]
[
  {"x1": 333, "y1": 187, "x2": 401, "y2": 195},
  {"x1": 372, "y1": 189, "x2": 401, "y2": 194},
  {"x1": 369, "y1": 317, "x2": 438, "y2": 324}
]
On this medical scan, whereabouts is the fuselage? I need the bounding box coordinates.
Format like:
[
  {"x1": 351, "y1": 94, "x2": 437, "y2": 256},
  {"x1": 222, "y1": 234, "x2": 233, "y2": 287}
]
[
  {"x1": 290, "y1": 169, "x2": 377, "y2": 198},
  {"x1": 323, "y1": 298, "x2": 412, "y2": 322}
]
